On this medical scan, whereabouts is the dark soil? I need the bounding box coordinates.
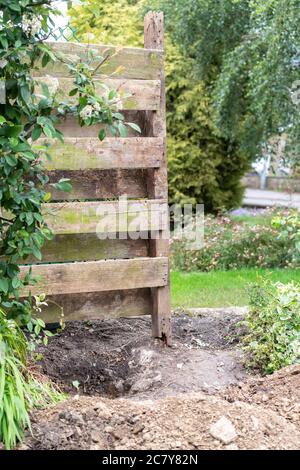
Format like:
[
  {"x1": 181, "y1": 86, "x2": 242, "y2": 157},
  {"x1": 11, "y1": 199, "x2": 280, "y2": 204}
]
[{"x1": 36, "y1": 310, "x2": 247, "y2": 398}]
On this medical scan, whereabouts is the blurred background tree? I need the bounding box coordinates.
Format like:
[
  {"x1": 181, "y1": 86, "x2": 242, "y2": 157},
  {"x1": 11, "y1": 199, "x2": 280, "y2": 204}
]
[{"x1": 158, "y1": 0, "x2": 300, "y2": 173}]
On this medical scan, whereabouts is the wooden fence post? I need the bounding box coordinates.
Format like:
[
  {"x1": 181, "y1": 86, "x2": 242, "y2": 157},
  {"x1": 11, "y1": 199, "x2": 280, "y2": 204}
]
[{"x1": 144, "y1": 11, "x2": 171, "y2": 345}]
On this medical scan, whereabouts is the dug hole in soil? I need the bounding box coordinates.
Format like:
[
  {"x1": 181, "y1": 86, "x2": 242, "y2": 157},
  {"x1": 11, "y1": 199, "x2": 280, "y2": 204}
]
[{"x1": 23, "y1": 309, "x2": 300, "y2": 450}]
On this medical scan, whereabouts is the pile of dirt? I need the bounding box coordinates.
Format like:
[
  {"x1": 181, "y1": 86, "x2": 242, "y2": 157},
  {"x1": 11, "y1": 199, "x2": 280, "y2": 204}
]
[
  {"x1": 25, "y1": 392, "x2": 300, "y2": 450},
  {"x1": 221, "y1": 365, "x2": 300, "y2": 425}
]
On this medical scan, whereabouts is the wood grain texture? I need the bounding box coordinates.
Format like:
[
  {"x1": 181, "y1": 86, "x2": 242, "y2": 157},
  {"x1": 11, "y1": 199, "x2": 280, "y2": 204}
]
[
  {"x1": 47, "y1": 169, "x2": 148, "y2": 201},
  {"x1": 43, "y1": 200, "x2": 168, "y2": 235},
  {"x1": 144, "y1": 12, "x2": 171, "y2": 344},
  {"x1": 36, "y1": 42, "x2": 163, "y2": 80},
  {"x1": 38, "y1": 289, "x2": 152, "y2": 324},
  {"x1": 20, "y1": 257, "x2": 168, "y2": 296},
  {"x1": 23, "y1": 235, "x2": 149, "y2": 264},
  {"x1": 35, "y1": 77, "x2": 160, "y2": 111},
  {"x1": 39, "y1": 137, "x2": 163, "y2": 170}
]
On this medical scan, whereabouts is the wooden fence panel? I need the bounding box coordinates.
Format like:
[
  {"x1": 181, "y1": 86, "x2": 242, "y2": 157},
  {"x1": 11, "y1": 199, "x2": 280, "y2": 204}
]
[
  {"x1": 35, "y1": 42, "x2": 163, "y2": 80},
  {"x1": 23, "y1": 12, "x2": 171, "y2": 344},
  {"x1": 43, "y1": 200, "x2": 168, "y2": 235},
  {"x1": 20, "y1": 257, "x2": 168, "y2": 296},
  {"x1": 39, "y1": 137, "x2": 163, "y2": 170}
]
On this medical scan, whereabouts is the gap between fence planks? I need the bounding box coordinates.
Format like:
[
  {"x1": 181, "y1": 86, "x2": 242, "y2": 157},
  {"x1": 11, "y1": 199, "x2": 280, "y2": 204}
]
[
  {"x1": 38, "y1": 289, "x2": 152, "y2": 324},
  {"x1": 20, "y1": 257, "x2": 168, "y2": 297}
]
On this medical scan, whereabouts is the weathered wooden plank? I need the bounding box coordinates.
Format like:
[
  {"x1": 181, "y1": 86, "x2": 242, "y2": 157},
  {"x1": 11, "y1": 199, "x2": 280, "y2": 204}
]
[
  {"x1": 144, "y1": 12, "x2": 171, "y2": 345},
  {"x1": 20, "y1": 257, "x2": 168, "y2": 296},
  {"x1": 35, "y1": 77, "x2": 161, "y2": 111},
  {"x1": 35, "y1": 42, "x2": 163, "y2": 80},
  {"x1": 47, "y1": 169, "x2": 148, "y2": 201},
  {"x1": 23, "y1": 235, "x2": 148, "y2": 264},
  {"x1": 37, "y1": 289, "x2": 152, "y2": 324},
  {"x1": 38, "y1": 137, "x2": 163, "y2": 170},
  {"x1": 43, "y1": 200, "x2": 168, "y2": 235}
]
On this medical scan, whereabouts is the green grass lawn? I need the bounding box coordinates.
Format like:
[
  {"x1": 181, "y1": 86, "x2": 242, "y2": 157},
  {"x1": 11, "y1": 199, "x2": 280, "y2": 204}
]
[
  {"x1": 230, "y1": 212, "x2": 275, "y2": 227},
  {"x1": 171, "y1": 269, "x2": 300, "y2": 308}
]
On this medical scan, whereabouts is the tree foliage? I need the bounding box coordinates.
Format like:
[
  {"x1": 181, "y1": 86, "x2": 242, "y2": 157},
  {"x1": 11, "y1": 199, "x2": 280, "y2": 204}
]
[
  {"x1": 159, "y1": 0, "x2": 300, "y2": 167},
  {"x1": 69, "y1": 0, "x2": 143, "y2": 46},
  {"x1": 69, "y1": 0, "x2": 249, "y2": 211}
]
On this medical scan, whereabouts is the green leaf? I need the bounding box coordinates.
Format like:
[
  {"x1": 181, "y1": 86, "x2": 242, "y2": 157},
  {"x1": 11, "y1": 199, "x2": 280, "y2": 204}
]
[
  {"x1": 8, "y1": 3, "x2": 21, "y2": 12},
  {"x1": 20, "y1": 85, "x2": 30, "y2": 103},
  {"x1": 32, "y1": 245, "x2": 42, "y2": 261},
  {"x1": 118, "y1": 122, "x2": 128, "y2": 137},
  {"x1": 0, "y1": 37, "x2": 8, "y2": 50},
  {"x1": 69, "y1": 88, "x2": 78, "y2": 96},
  {"x1": 51, "y1": 178, "x2": 72, "y2": 193},
  {"x1": 126, "y1": 122, "x2": 141, "y2": 134},
  {"x1": 42, "y1": 53, "x2": 50, "y2": 68},
  {"x1": 0, "y1": 278, "x2": 9, "y2": 294},
  {"x1": 98, "y1": 129, "x2": 106, "y2": 141},
  {"x1": 108, "y1": 89, "x2": 117, "y2": 100}
]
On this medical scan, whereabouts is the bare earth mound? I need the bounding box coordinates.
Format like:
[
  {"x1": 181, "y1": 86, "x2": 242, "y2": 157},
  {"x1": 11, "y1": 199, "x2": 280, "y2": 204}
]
[
  {"x1": 26, "y1": 392, "x2": 300, "y2": 450},
  {"x1": 221, "y1": 365, "x2": 300, "y2": 425},
  {"x1": 21, "y1": 312, "x2": 300, "y2": 450}
]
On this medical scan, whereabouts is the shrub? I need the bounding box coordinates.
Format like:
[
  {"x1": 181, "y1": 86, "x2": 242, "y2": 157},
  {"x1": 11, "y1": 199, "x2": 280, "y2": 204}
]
[
  {"x1": 242, "y1": 279, "x2": 300, "y2": 374},
  {"x1": 272, "y1": 210, "x2": 300, "y2": 266},
  {"x1": 171, "y1": 212, "x2": 296, "y2": 272}
]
